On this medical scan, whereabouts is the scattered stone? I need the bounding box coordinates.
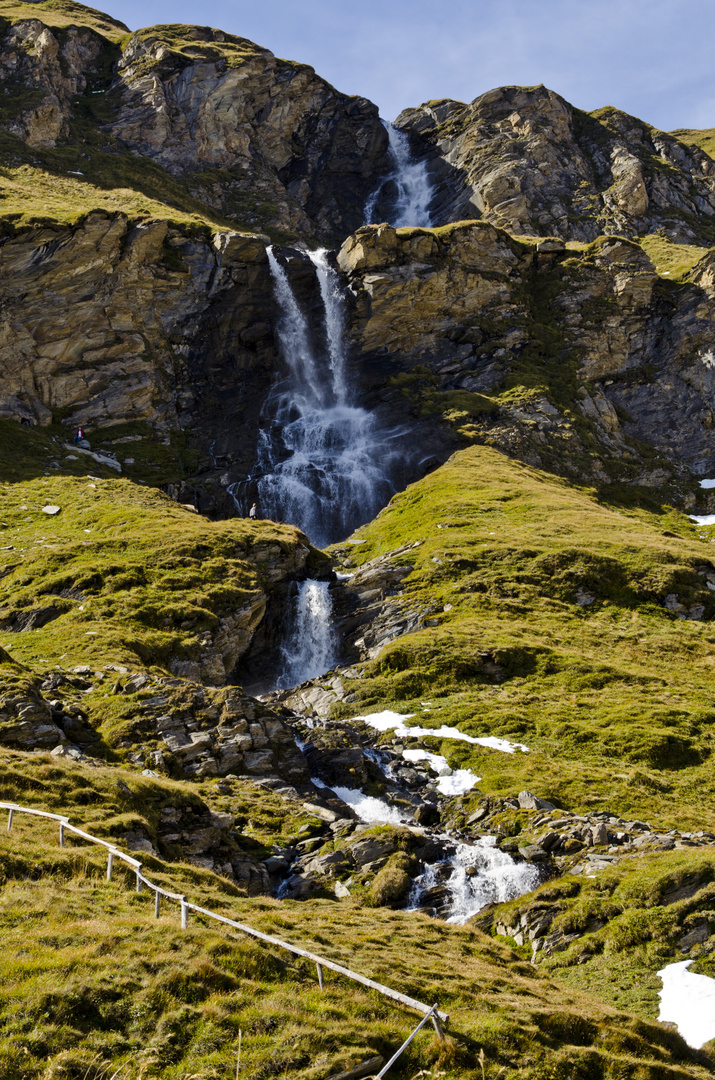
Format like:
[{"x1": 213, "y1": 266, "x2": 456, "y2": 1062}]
[
  {"x1": 518, "y1": 790, "x2": 555, "y2": 811},
  {"x1": 302, "y1": 802, "x2": 340, "y2": 823},
  {"x1": 41, "y1": 505, "x2": 61, "y2": 515}
]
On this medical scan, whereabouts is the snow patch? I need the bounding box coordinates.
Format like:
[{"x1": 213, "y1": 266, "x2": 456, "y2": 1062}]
[
  {"x1": 402, "y1": 747, "x2": 480, "y2": 795},
  {"x1": 690, "y1": 515, "x2": 715, "y2": 526},
  {"x1": 699, "y1": 479, "x2": 715, "y2": 489},
  {"x1": 658, "y1": 960, "x2": 715, "y2": 1048},
  {"x1": 354, "y1": 710, "x2": 529, "y2": 753}
]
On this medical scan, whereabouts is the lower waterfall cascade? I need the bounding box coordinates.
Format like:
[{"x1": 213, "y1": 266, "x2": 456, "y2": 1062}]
[
  {"x1": 268, "y1": 591, "x2": 541, "y2": 923},
  {"x1": 232, "y1": 246, "x2": 406, "y2": 548},
  {"x1": 272, "y1": 579, "x2": 338, "y2": 691}
]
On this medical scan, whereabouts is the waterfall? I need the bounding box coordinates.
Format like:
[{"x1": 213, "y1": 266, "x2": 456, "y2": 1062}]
[
  {"x1": 364, "y1": 121, "x2": 433, "y2": 228},
  {"x1": 274, "y1": 580, "x2": 337, "y2": 689},
  {"x1": 265, "y1": 249, "x2": 324, "y2": 405},
  {"x1": 238, "y1": 246, "x2": 404, "y2": 548},
  {"x1": 308, "y1": 249, "x2": 348, "y2": 404}
]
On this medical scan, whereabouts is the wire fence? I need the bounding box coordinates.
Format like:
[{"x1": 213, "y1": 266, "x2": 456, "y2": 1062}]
[{"x1": 0, "y1": 800, "x2": 448, "y2": 1052}]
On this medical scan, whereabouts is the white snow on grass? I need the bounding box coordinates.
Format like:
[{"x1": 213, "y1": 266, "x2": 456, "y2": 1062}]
[
  {"x1": 402, "y1": 748, "x2": 481, "y2": 796},
  {"x1": 690, "y1": 515, "x2": 715, "y2": 526},
  {"x1": 658, "y1": 960, "x2": 715, "y2": 1048},
  {"x1": 311, "y1": 776, "x2": 408, "y2": 825},
  {"x1": 699, "y1": 479, "x2": 715, "y2": 489},
  {"x1": 354, "y1": 710, "x2": 529, "y2": 753}
]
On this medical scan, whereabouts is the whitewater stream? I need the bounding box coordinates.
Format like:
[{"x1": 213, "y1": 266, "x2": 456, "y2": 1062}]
[
  {"x1": 239, "y1": 127, "x2": 538, "y2": 922},
  {"x1": 364, "y1": 121, "x2": 433, "y2": 227}
]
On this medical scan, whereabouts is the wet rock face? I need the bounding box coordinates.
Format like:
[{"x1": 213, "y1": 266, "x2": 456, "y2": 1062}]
[
  {"x1": 107, "y1": 28, "x2": 390, "y2": 242},
  {"x1": 397, "y1": 85, "x2": 715, "y2": 244}
]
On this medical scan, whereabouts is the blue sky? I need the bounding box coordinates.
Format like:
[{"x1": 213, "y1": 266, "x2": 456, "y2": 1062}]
[{"x1": 107, "y1": 0, "x2": 714, "y2": 131}]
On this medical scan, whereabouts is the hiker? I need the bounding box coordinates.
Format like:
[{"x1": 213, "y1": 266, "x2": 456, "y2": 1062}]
[
  {"x1": 73, "y1": 426, "x2": 85, "y2": 445},
  {"x1": 249, "y1": 502, "x2": 258, "y2": 520},
  {"x1": 20, "y1": 416, "x2": 32, "y2": 427}
]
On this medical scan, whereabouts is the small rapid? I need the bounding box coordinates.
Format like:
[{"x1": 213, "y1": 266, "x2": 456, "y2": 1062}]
[
  {"x1": 296, "y1": 722, "x2": 539, "y2": 923},
  {"x1": 407, "y1": 838, "x2": 540, "y2": 925}
]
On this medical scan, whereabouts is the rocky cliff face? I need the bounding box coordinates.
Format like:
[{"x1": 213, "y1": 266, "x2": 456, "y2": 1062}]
[
  {"x1": 4, "y1": 4, "x2": 715, "y2": 517},
  {"x1": 338, "y1": 221, "x2": 715, "y2": 491},
  {"x1": 0, "y1": 11, "x2": 389, "y2": 242},
  {"x1": 397, "y1": 86, "x2": 715, "y2": 245},
  {"x1": 108, "y1": 26, "x2": 389, "y2": 241}
]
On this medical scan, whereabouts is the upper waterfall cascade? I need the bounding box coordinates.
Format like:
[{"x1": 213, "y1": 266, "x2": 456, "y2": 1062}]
[
  {"x1": 364, "y1": 121, "x2": 433, "y2": 228},
  {"x1": 234, "y1": 247, "x2": 405, "y2": 548}
]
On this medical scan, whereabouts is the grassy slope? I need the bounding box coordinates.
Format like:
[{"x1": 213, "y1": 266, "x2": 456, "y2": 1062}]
[
  {"x1": 0, "y1": 466, "x2": 317, "y2": 677},
  {"x1": 639, "y1": 234, "x2": 710, "y2": 281},
  {"x1": 671, "y1": 129, "x2": 715, "y2": 162},
  {"x1": 493, "y1": 848, "x2": 715, "y2": 1021},
  {"x1": 331, "y1": 445, "x2": 715, "y2": 830},
  {"x1": 0, "y1": 755, "x2": 712, "y2": 1080},
  {"x1": 0, "y1": 0, "x2": 127, "y2": 38}
]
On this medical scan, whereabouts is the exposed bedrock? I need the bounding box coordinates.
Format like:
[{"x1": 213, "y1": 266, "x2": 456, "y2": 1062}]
[
  {"x1": 338, "y1": 221, "x2": 715, "y2": 488},
  {"x1": 0, "y1": 16, "x2": 390, "y2": 243},
  {"x1": 396, "y1": 85, "x2": 715, "y2": 244}
]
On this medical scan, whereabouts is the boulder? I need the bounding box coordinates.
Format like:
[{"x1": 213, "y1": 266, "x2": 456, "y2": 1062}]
[
  {"x1": 518, "y1": 791, "x2": 555, "y2": 811},
  {"x1": 348, "y1": 835, "x2": 396, "y2": 868}
]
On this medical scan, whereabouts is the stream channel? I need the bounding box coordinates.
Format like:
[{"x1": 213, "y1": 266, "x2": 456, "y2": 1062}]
[{"x1": 234, "y1": 127, "x2": 541, "y2": 923}]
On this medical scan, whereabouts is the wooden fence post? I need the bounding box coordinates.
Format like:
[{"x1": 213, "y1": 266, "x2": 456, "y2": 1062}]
[
  {"x1": 7, "y1": 808, "x2": 13, "y2": 832},
  {"x1": 316, "y1": 963, "x2": 324, "y2": 990},
  {"x1": 181, "y1": 897, "x2": 188, "y2": 929},
  {"x1": 154, "y1": 890, "x2": 161, "y2": 918},
  {"x1": 374, "y1": 1005, "x2": 440, "y2": 1079},
  {"x1": 106, "y1": 852, "x2": 113, "y2": 881},
  {"x1": 59, "y1": 822, "x2": 65, "y2": 847},
  {"x1": 136, "y1": 866, "x2": 143, "y2": 894}
]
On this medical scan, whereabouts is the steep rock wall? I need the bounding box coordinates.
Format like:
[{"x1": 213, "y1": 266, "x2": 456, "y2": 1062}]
[
  {"x1": 397, "y1": 86, "x2": 715, "y2": 245},
  {"x1": 0, "y1": 12, "x2": 390, "y2": 242},
  {"x1": 338, "y1": 222, "x2": 715, "y2": 488}
]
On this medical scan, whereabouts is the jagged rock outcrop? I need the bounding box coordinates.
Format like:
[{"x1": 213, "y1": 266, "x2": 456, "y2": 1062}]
[
  {"x1": 0, "y1": 659, "x2": 310, "y2": 785},
  {"x1": 339, "y1": 221, "x2": 715, "y2": 485},
  {"x1": 0, "y1": 15, "x2": 119, "y2": 149},
  {"x1": 397, "y1": 85, "x2": 715, "y2": 244},
  {"x1": 0, "y1": 11, "x2": 389, "y2": 242},
  {"x1": 107, "y1": 27, "x2": 389, "y2": 241}
]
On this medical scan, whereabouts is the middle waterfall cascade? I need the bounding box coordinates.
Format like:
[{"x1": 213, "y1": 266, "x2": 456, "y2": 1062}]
[
  {"x1": 364, "y1": 121, "x2": 433, "y2": 228},
  {"x1": 235, "y1": 246, "x2": 404, "y2": 548},
  {"x1": 274, "y1": 579, "x2": 337, "y2": 690}
]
